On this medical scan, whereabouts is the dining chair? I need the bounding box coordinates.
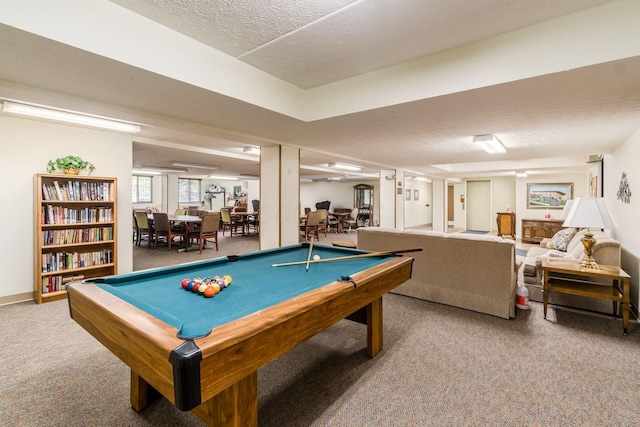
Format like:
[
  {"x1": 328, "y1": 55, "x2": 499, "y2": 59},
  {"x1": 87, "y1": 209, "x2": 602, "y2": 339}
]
[
  {"x1": 220, "y1": 208, "x2": 243, "y2": 236},
  {"x1": 317, "y1": 209, "x2": 328, "y2": 237},
  {"x1": 188, "y1": 207, "x2": 199, "y2": 216},
  {"x1": 152, "y1": 212, "x2": 185, "y2": 251},
  {"x1": 134, "y1": 211, "x2": 154, "y2": 247},
  {"x1": 175, "y1": 208, "x2": 188, "y2": 215},
  {"x1": 300, "y1": 211, "x2": 321, "y2": 241},
  {"x1": 341, "y1": 207, "x2": 359, "y2": 233},
  {"x1": 188, "y1": 212, "x2": 220, "y2": 253},
  {"x1": 132, "y1": 210, "x2": 138, "y2": 243}
]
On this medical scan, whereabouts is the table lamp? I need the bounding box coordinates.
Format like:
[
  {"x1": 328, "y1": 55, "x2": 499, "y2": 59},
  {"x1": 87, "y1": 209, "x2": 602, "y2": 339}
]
[{"x1": 562, "y1": 197, "x2": 614, "y2": 269}]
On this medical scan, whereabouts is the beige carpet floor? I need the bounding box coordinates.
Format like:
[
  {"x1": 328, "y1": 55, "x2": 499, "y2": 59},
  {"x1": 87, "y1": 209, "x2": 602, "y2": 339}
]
[{"x1": 3, "y1": 231, "x2": 639, "y2": 426}]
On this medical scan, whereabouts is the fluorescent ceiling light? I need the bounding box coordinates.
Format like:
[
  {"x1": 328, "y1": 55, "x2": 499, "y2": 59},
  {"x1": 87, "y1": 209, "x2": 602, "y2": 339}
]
[
  {"x1": 327, "y1": 176, "x2": 342, "y2": 181},
  {"x1": 328, "y1": 162, "x2": 361, "y2": 171},
  {"x1": 139, "y1": 166, "x2": 188, "y2": 173},
  {"x1": 169, "y1": 161, "x2": 221, "y2": 170},
  {"x1": 473, "y1": 134, "x2": 506, "y2": 154},
  {"x1": 515, "y1": 171, "x2": 528, "y2": 177},
  {"x1": 132, "y1": 169, "x2": 160, "y2": 175},
  {"x1": 208, "y1": 175, "x2": 238, "y2": 180},
  {"x1": 243, "y1": 146, "x2": 260, "y2": 155},
  {"x1": 1, "y1": 101, "x2": 140, "y2": 133}
]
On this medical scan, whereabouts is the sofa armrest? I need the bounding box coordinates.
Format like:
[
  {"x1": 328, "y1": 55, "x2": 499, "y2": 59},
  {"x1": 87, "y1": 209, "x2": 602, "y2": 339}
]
[{"x1": 540, "y1": 238, "x2": 551, "y2": 247}]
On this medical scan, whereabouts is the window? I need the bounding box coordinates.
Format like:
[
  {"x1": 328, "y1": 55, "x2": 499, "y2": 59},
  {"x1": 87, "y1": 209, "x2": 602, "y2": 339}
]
[
  {"x1": 179, "y1": 178, "x2": 201, "y2": 203},
  {"x1": 132, "y1": 175, "x2": 152, "y2": 203}
]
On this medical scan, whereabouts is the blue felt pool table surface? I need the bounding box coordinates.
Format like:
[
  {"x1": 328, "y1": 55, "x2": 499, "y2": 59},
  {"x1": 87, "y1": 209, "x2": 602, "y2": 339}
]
[{"x1": 94, "y1": 244, "x2": 392, "y2": 339}]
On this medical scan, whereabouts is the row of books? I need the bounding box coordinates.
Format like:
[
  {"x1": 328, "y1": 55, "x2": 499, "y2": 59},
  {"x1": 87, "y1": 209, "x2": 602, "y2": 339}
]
[
  {"x1": 41, "y1": 227, "x2": 113, "y2": 246},
  {"x1": 41, "y1": 249, "x2": 114, "y2": 272},
  {"x1": 41, "y1": 274, "x2": 85, "y2": 294},
  {"x1": 42, "y1": 206, "x2": 113, "y2": 224},
  {"x1": 42, "y1": 180, "x2": 115, "y2": 201}
]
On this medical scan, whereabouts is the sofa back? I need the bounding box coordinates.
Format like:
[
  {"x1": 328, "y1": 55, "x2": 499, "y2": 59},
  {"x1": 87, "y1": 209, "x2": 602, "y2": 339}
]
[{"x1": 357, "y1": 228, "x2": 517, "y2": 319}]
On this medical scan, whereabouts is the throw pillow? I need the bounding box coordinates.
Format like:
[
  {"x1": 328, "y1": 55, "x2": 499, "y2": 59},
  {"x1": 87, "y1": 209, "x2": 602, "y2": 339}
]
[{"x1": 546, "y1": 228, "x2": 575, "y2": 252}]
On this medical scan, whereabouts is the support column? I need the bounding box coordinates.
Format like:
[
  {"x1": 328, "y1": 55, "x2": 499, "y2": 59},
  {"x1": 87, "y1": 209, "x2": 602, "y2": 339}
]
[
  {"x1": 431, "y1": 178, "x2": 446, "y2": 232},
  {"x1": 259, "y1": 145, "x2": 300, "y2": 249}
]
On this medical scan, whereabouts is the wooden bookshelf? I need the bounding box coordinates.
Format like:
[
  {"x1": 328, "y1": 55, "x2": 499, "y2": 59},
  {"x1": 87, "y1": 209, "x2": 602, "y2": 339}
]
[{"x1": 35, "y1": 174, "x2": 117, "y2": 303}]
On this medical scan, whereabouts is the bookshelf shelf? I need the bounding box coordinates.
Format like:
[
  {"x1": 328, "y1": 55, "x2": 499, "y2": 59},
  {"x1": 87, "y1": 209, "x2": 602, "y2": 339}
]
[{"x1": 35, "y1": 174, "x2": 118, "y2": 303}]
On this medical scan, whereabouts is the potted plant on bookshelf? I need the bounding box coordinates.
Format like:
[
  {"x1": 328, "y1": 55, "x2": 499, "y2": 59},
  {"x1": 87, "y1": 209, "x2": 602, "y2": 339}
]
[{"x1": 47, "y1": 155, "x2": 95, "y2": 175}]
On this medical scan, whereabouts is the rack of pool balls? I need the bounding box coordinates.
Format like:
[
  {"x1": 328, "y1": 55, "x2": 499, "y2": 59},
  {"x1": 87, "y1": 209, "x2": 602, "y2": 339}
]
[{"x1": 181, "y1": 275, "x2": 232, "y2": 298}]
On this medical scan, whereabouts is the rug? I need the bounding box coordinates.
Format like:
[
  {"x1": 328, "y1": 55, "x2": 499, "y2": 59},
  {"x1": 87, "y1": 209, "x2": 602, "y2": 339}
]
[{"x1": 461, "y1": 230, "x2": 488, "y2": 234}]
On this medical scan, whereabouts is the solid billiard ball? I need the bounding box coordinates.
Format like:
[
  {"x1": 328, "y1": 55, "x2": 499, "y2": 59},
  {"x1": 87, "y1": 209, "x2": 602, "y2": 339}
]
[
  {"x1": 313, "y1": 255, "x2": 320, "y2": 261},
  {"x1": 187, "y1": 280, "x2": 197, "y2": 291},
  {"x1": 204, "y1": 286, "x2": 216, "y2": 298},
  {"x1": 181, "y1": 278, "x2": 191, "y2": 289},
  {"x1": 212, "y1": 283, "x2": 221, "y2": 293}
]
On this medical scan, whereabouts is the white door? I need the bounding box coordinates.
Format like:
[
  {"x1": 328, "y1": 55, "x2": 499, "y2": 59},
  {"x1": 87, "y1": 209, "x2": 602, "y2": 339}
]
[{"x1": 466, "y1": 180, "x2": 491, "y2": 232}]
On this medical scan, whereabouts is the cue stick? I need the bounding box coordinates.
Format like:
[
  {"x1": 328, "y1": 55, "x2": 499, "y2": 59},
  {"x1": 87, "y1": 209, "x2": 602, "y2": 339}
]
[
  {"x1": 272, "y1": 248, "x2": 422, "y2": 267},
  {"x1": 305, "y1": 238, "x2": 314, "y2": 271}
]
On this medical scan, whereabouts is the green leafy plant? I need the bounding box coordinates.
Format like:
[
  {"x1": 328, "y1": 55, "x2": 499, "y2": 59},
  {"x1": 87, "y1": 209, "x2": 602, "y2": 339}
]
[{"x1": 47, "y1": 155, "x2": 95, "y2": 174}]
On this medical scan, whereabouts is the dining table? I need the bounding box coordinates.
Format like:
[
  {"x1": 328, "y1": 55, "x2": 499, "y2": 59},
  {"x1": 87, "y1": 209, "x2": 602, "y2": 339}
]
[
  {"x1": 147, "y1": 214, "x2": 202, "y2": 252},
  {"x1": 231, "y1": 211, "x2": 258, "y2": 235}
]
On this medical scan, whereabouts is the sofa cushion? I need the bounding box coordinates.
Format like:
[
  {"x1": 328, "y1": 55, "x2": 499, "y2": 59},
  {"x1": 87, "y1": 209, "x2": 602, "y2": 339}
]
[{"x1": 546, "y1": 228, "x2": 575, "y2": 251}]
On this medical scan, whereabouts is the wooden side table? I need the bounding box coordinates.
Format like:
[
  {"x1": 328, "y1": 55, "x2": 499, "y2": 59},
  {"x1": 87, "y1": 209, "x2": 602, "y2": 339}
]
[{"x1": 541, "y1": 258, "x2": 631, "y2": 335}]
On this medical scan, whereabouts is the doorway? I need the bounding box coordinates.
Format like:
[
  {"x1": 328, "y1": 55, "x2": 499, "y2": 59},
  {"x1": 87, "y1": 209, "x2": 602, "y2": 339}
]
[{"x1": 466, "y1": 180, "x2": 491, "y2": 232}]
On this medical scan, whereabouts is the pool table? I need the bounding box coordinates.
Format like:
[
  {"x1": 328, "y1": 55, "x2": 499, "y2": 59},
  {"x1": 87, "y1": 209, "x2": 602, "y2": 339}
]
[{"x1": 67, "y1": 244, "x2": 413, "y2": 426}]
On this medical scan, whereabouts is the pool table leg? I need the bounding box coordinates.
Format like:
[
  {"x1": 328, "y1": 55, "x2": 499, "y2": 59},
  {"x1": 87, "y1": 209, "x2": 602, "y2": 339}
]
[
  {"x1": 192, "y1": 372, "x2": 258, "y2": 427},
  {"x1": 130, "y1": 371, "x2": 159, "y2": 411},
  {"x1": 366, "y1": 297, "x2": 383, "y2": 357}
]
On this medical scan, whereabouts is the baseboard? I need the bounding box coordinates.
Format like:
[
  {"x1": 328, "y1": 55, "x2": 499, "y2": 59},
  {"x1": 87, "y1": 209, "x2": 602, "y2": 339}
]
[{"x1": 0, "y1": 292, "x2": 35, "y2": 306}]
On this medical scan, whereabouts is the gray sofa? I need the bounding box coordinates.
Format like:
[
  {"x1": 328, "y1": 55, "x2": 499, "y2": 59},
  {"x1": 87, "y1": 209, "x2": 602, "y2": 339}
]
[
  {"x1": 518, "y1": 227, "x2": 621, "y2": 312},
  {"x1": 357, "y1": 228, "x2": 517, "y2": 319}
]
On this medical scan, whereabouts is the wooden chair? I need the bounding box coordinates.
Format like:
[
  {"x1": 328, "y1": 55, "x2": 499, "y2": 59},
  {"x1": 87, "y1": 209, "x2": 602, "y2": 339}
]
[
  {"x1": 134, "y1": 211, "x2": 153, "y2": 247},
  {"x1": 188, "y1": 207, "x2": 199, "y2": 216},
  {"x1": 220, "y1": 208, "x2": 243, "y2": 236},
  {"x1": 300, "y1": 211, "x2": 321, "y2": 241},
  {"x1": 152, "y1": 212, "x2": 185, "y2": 251},
  {"x1": 175, "y1": 208, "x2": 188, "y2": 215},
  {"x1": 317, "y1": 209, "x2": 328, "y2": 237},
  {"x1": 341, "y1": 207, "x2": 359, "y2": 233},
  {"x1": 188, "y1": 212, "x2": 220, "y2": 253}
]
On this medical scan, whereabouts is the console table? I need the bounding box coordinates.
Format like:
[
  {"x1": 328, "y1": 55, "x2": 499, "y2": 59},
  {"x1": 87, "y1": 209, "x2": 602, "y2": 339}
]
[
  {"x1": 521, "y1": 218, "x2": 564, "y2": 243},
  {"x1": 541, "y1": 258, "x2": 630, "y2": 335}
]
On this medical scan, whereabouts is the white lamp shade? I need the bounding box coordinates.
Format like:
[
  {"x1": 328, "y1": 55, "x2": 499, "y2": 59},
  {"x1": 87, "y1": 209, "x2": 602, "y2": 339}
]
[
  {"x1": 562, "y1": 197, "x2": 614, "y2": 229},
  {"x1": 560, "y1": 199, "x2": 574, "y2": 220}
]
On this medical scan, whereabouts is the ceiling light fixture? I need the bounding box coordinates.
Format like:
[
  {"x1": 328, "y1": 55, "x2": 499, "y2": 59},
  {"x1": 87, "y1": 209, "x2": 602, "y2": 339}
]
[
  {"x1": 1, "y1": 100, "x2": 140, "y2": 133},
  {"x1": 412, "y1": 176, "x2": 431, "y2": 182},
  {"x1": 132, "y1": 169, "x2": 161, "y2": 175},
  {"x1": 169, "y1": 161, "x2": 221, "y2": 170},
  {"x1": 243, "y1": 146, "x2": 260, "y2": 155},
  {"x1": 138, "y1": 166, "x2": 188, "y2": 173},
  {"x1": 208, "y1": 175, "x2": 238, "y2": 180},
  {"x1": 473, "y1": 134, "x2": 506, "y2": 154},
  {"x1": 515, "y1": 171, "x2": 528, "y2": 178},
  {"x1": 328, "y1": 162, "x2": 361, "y2": 171}
]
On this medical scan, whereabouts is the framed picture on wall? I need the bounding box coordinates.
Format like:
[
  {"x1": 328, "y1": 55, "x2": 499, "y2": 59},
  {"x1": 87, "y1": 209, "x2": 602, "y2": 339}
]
[
  {"x1": 526, "y1": 183, "x2": 573, "y2": 209},
  {"x1": 414, "y1": 189, "x2": 419, "y2": 200},
  {"x1": 406, "y1": 189, "x2": 411, "y2": 201}
]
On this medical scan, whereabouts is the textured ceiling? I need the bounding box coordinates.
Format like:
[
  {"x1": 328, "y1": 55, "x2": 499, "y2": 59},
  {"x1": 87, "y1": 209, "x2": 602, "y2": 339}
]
[
  {"x1": 109, "y1": 0, "x2": 609, "y2": 88},
  {"x1": 1, "y1": 0, "x2": 639, "y2": 181}
]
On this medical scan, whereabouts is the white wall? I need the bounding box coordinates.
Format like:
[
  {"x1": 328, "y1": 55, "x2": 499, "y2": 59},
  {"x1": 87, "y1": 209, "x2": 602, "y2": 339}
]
[
  {"x1": 404, "y1": 180, "x2": 432, "y2": 228},
  {"x1": 0, "y1": 116, "x2": 133, "y2": 303},
  {"x1": 605, "y1": 131, "x2": 640, "y2": 309}
]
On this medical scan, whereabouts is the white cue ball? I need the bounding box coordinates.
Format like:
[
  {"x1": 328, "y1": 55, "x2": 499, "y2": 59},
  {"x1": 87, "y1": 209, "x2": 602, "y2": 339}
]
[{"x1": 313, "y1": 255, "x2": 321, "y2": 261}]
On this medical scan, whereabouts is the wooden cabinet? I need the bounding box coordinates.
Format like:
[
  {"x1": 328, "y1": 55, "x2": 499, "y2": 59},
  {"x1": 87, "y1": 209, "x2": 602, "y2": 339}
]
[
  {"x1": 35, "y1": 174, "x2": 117, "y2": 303},
  {"x1": 496, "y1": 212, "x2": 515, "y2": 237},
  {"x1": 354, "y1": 184, "x2": 374, "y2": 227},
  {"x1": 521, "y1": 218, "x2": 564, "y2": 244}
]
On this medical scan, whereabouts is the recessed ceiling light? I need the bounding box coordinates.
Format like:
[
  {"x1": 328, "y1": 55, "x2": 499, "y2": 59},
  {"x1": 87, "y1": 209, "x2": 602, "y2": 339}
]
[
  {"x1": 473, "y1": 134, "x2": 506, "y2": 154},
  {"x1": 328, "y1": 162, "x2": 361, "y2": 171},
  {"x1": 169, "y1": 161, "x2": 221, "y2": 170}
]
